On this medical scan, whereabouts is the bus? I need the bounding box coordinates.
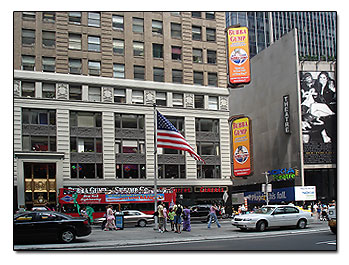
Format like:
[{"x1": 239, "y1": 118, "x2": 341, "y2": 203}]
[{"x1": 58, "y1": 187, "x2": 176, "y2": 219}]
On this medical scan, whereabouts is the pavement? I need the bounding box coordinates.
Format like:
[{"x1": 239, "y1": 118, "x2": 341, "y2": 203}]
[{"x1": 14, "y1": 219, "x2": 331, "y2": 250}]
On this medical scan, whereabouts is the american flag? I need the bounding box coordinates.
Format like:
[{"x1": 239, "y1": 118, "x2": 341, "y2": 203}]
[{"x1": 157, "y1": 110, "x2": 205, "y2": 163}]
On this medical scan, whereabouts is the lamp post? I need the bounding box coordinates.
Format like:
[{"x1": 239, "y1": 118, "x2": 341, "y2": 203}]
[{"x1": 262, "y1": 171, "x2": 271, "y2": 205}]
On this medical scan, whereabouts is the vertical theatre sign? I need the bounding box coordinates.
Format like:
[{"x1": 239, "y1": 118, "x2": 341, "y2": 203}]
[
  {"x1": 230, "y1": 116, "x2": 253, "y2": 177},
  {"x1": 226, "y1": 26, "x2": 251, "y2": 86}
]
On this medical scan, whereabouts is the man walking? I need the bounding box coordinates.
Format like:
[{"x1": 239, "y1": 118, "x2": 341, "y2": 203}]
[
  {"x1": 162, "y1": 202, "x2": 168, "y2": 232},
  {"x1": 208, "y1": 203, "x2": 221, "y2": 228},
  {"x1": 157, "y1": 202, "x2": 164, "y2": 233},
  {"x1": 174, "y1": 203, "x2": 183, "y2": 233}
]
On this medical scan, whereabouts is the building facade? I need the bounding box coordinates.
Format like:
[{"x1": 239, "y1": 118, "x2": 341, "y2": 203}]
[
  {"x1": 13, "y1": 11, "x2": 233, "y2": 211},
  {"x1": 226, "y1": 12, "x2": 336, "y2": 60}
]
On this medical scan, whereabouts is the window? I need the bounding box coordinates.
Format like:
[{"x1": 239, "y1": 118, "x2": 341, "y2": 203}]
[
  {"x1": 132, "y1": 90, "x2": 144, "y2": 104},
  {"x1": 88, "y1": 12, "x2": 100, "y2": 27},
  {"x1": 192, "y1": 12, "x2": 201, "y2": 18},
  {"x1": 42, "y1": 31, "x2": 55, "y2": 48},
  {"x1": 133, "y1": 18, "x2": 144, "y2": 33},
  {"x1": 88, "y1": 36, "x2": 101, "y2": 52},
  {"x1": 206, "y1": 12, "x2": 215, "y2": 20},
  {"x1": 112, "y1": 15, "x2": 124, "y2": 30},
  {"x1": 42, "y1": 57, "x2": 55, "y2": 72},
  {"x1": 156, "y1": 92, "x2": 167, "y2": 106},
  {"x1": 152, "y1": 20, "x2": 163, "y2": 34},
  {"x1": 134, "y1": 65, "x2": 145, "y2": 80},
  {"x1": 42, "y1": 83, "x2": 56, "y2": 99},
  {"x1": 208, "y1": 73, "x2": 218, "y2": 87},
  {"x1": 70, "y1": 111, "x2": 102, "y2": 128},
  {"x1": 198, "y1": 142, "x2": 220, "y2": 155},
  {"x1": 113, "y1": 39, "x2": 124, "y2": 55},
  {"x1": 114, "y1": 88, "x2": 126, "y2": 103},
  {"x1": 206, "y1": 28, "x2": 216, "y2": 42},
  {"x1": 284, "y1": 207, "x2": 299, "y2": 214},
  {"x1": 88, "y1": 61, "x2": 101, "y2": 76},
  {"x1": 153, "y1": 68, "x2": 164, "y2": 82},
  {"x1": 171, "y1": 46, "x2": 182, "y2": 60},
  {"x1": 192, "y1": 26, "x2": 202, "y2": 40},
  {"x1": 194, "y1": 71, "x2": 204, "y2": 86},
  {"x1": 69, "y1": 58, "x2": 82, "y2": 74},
  {"x1": 69, "y1": 12, "x2": 81, "y2": 24},
  {"x1": 133, "y1": 42, "x2": 144, "y2": 57},
  {"x1": 22, "y1": 29, "x2": 35, "y2": 46},
  {"x1": 115, "y1": 114, "x2": 144, "y2": 129},
  {"x1": 207, "y1": 50, "x2": 217, "y2": 64},
  {"x1": 69, "y1": 85, "x2": 82, "y2": 100},
  {"x1": 172, "y1": 69, "x2": 183, "y2": 84},
  {"x1": 22, "y1": 109, "x2": 56, "y2": 125},
  {"x1": 22, "y1": 82, "x2": 35, "y2": 97},
  {"x1": 22, "y1": 12, "x2": 36, "y2": 20},
  {"x1": 43, "y1": 12, "x2": 55, "y2": 23},
  {"x1": 71, "y1": 163, "x2": 103, "y2": 179},
  {"x1": 197, "y1": 165, "x2": 220, "y2": 179},
  {"x1": 172, "y1": 93, "x2": 184, "y2": 107},
  {"x1": 116, "y1": 139, "x2": 145, "y2": 154},
  {"x1": 22, "y1": 55, "x2": 35, "y2": 71},
  {"x1": 22, "y1": 135, "x2": 56, "y2": 152},
  {"x1": 194, "y1": 94, "x2": 204, "y2": 108},
  {"x1": 158, "y1": 164, "x2": 186, "y2": 179},
  {"x1": 193, "y1": 48, "x2": 203, "y2": 63},
  {"x1": 116, "y1": 164, "x2": 146, "y2": 179},
  {"x1": 208, "y1": 96, "x2": 218, "y2": 110},
  {"x1": 71, "y1": 137, "x2": 102, "y2": 153},
  {"x1": 171, "y1": 23, "x2": 181, "y2": 38},
  {"x1": 88, "y1": 86, "x2": 101, "y2": 102},
  {"x1": 69, "y1": 33, "x2": 81, "y2": 50},
  {"x1": 113, "y1": 64, "x2": 125, "y2": 79},
  {"x1": 153, "y1": 43, "x2": 163, "y2": 59},
  {"x1": 196, "y1": 118, "x2": 219, "y2": 133}
]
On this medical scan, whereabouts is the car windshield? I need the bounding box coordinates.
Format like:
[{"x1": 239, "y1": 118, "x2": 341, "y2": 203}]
[{"x1": 254, "y1": 207, "x2": 275, "y2": 214}]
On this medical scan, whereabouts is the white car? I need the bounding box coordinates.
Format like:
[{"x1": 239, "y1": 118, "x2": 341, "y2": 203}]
[
  {"x1": 94, "y1": 210, "x2": 154, "y2": 228},
  {"x1": 232, "y1": 205, "x2": 313, "y2": 232}
]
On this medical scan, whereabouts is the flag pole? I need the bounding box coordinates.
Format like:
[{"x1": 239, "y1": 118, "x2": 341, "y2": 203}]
[{"x1": 153, "y1": 104, "x2": 158, "y2": 230}]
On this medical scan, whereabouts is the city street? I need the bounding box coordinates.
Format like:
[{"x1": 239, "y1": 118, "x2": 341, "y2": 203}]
[{"x1": 14, "y1": 219, "x2": 335, "y2": 251}]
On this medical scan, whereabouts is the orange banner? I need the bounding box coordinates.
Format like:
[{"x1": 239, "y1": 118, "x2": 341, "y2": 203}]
[
  {"x1": 232, "y1": 117, "x2": 252, "y2": 176},
  {"x1": 226, "y1": 26, "x2": 251, "y2": 86}
]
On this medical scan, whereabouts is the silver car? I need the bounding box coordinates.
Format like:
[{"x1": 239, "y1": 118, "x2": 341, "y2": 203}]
[
  {"x1": 232, "y1": 205, "x2": 313, "y2": 232},
  {"x1": 95, "y1": 210, "x2": 154, "y2": 228}
]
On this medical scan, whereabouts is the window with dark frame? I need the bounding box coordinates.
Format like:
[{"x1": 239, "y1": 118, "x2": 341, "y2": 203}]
[
  {"x1": 153, "y1": 67, "x2": 164, "y2": 82},
  {"x1": 113, "y1": 39, "x2": 124, "y2": 55},
  {"x1": 42, "y1": 31, "x2": 55, "y2": 48},
  {"x1": 134, "y1": 65, "x2": 145, "y2": 80},
  {"x1": 42, "y1": 57, "x2": 55, "y2": 72}
]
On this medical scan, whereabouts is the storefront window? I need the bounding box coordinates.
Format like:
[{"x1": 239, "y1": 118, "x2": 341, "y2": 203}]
[{"x1": 71, "y1": 163, "x2": 103, "y2": 179}]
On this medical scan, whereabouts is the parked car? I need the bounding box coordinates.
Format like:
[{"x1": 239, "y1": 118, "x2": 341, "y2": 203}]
[
  {"x1": 327, "y1": 205, "x2": 336, "y2": 234},
  {"x1": 232, "y1": 205, "x2": 313, "y2": 232},
  {"x1": 95, "y1": 210, "x2": 154, "y2": 228},
  {"x1": 190, "y1": 205, "x2": 222, "y2": 223},
  {"x1": 14, "y1": 211, "x2": 91, "y2": 244}
]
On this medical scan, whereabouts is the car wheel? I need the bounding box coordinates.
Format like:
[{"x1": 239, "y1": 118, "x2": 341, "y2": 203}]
[
  {"x1": 297, "y1": 219, "x2": 307, "y2": 229},
  {"x1": 138, "y1": 219, "x2": 147, "y2": 227},
  {"x1": 256, "y1": 220, "x2": 267, "y2": 232},
  {"x1": 59, "y1": 229, "x2": 76, "y2": 243}
]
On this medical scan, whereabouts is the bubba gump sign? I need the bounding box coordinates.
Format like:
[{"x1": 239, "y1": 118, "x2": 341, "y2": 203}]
[
  {"x1": 226, "y1": 26, "x2": 251, "y2": 86},
  {"x1": 230, "y1": 115, "x2": 253, "y2": 177}
]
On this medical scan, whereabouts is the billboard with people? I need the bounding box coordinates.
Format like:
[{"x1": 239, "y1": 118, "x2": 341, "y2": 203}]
[{"x1": 300, "y1": 71, "x2": 336, "y2": 164}]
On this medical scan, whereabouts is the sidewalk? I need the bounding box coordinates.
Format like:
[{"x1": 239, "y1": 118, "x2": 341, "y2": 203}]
[{"x1": 14, "y1": 219, "x2": 330, "y2": 250}]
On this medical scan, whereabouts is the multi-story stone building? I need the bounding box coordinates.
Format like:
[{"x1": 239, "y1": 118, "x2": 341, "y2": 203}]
[{"x1": 13, "y1": 12, "x2": 232, "y2": 211}]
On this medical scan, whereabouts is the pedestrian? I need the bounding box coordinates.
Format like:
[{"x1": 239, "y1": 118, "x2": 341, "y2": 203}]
[
  {"x1": 168, "y1": 208, "x2": 175, "y2": 231},
  {"x1": 163, "y1": 203, "x2": 168, "y2": 232},
  {"x1": 208, "y1": 203, "x2": 221, "y2": 229},
  {"x1": 104, "y1": 205, "x2": 117, "y2": 231},
  {"x1": 174, "y1": 203, "x2": 183, "y2": 233},
  {"x1": 182, "y1": 205, "x2": 191, "y2": 232},
  {"x1": 157, "y1": 202, "x2": 164, "y2": 233}
]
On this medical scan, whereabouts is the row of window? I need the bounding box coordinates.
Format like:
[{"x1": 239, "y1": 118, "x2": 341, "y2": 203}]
[{"x1": 19, "y1": 81, "x2": 221, "y2": 110}]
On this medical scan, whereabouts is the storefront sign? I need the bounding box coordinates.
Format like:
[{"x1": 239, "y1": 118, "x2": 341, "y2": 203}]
[
  {"x1": 172, "y1": 187, "x2": 192, "y2": 193},
  {"x1": 64, "y1": 186, "x2": 173, "y2": 194},
  {"x1": 283, "y1": 95, "x2": 291, "y2": 134},
  {"x1": 230, "y1": 116, "x2": 253, "y2": 177},
  {"x1": 244, "y1": 187, "x2": 295, "y2": 203},
  {"x1": 268, "y1": 168, "x2": 297, "y2": 181},
  {"x1": 226, "y1": 26, "x2": 251, "y2": 86},
  {"x1": 194, "y1": 186, "x2": 228, "y2": 193},
  {"x1": 294, "y1": 186, "x2": 316, "y2": 201},
  {"x1": 105, "y1": 193, "x2": 165, "y2": 203}
]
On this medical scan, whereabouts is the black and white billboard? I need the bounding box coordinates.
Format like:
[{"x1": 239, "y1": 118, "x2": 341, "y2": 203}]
[{"x1": 300, "y1": 71, "x2": 336, "y2": 164}]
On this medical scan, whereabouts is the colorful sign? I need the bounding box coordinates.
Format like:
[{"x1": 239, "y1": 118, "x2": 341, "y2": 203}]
[
  {"x1": 244, "y1": 187, "x2": 295, "y2": 203},
  {"x1": 231, "y1": 116, "x2": 253, "y2": 176},
  {"x1": 105, "y1": 193, "x2": 165, "y2": 203},
  {"x1": 226, "y1": 26, "x2": 251, "y2": 86},
  {"x1": 268, "y1": 168, "x2": 297, "y2": 181},
  {"x1": 194, "y1": 186, "x2": 228, "y2": 193}
]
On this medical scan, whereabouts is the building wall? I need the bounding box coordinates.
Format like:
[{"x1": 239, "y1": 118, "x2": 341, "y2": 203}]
[{"x1": 228, "y1": 30, "x2": 303, "y2": 186}]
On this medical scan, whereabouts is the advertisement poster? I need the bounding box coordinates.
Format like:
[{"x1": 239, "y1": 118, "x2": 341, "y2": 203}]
[
  {"x1": 226, "y1": 26, "x2": 251, "y2": 86},
  {"x1": 294, "y1": 186, "x2": 316, "y2": 201},
  {"x1": 231, "y1": 116, "x2": 253, "y2": 176},
  {"x1": 105, "y1": 193, "x2": 165, "y2": 203},
  {"x1": 300, "y1": 71, "x2": 336, "y2": 164}
]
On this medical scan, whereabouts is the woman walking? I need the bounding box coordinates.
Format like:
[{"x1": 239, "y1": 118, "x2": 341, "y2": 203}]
[
  {"x1": 104, "y1": 205, "x2": 117, "y2": 231},
  {"x1": 182, "y1": 205, "x2": 191, "y2": 232}
]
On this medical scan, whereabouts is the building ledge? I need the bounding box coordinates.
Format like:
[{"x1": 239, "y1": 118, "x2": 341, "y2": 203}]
[{"x1": 14, "y1": 151, "x2": 65, "y2": 160}]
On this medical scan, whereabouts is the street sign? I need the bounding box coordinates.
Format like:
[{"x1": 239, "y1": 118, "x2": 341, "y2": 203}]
[{"x1": 223, "y1": 191, "x2": 229, "y2": 203}]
